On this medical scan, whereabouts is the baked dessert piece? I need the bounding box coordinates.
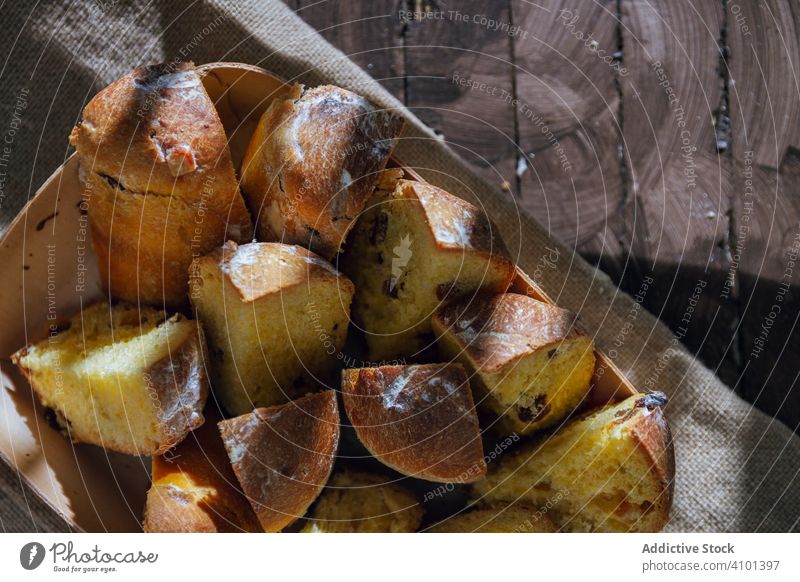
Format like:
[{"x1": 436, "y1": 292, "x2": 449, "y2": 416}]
[
  {"x1": 342, "y1": 364, "x2": 485, "y2": 483},
  {"x1": 473, "y1": 393, "x2": 674, "y2": 532},
  {"x1": 143, "y1": 409, "x2": 261, "y2": 532},
  {"x1": 301, "y1": 470, "x2": 423, "y2": 533},
  {"x1": 218, "y1": 391, "x2": 340, "y2": 532},
  {"x1": 428, "y1": 503, "x2": 556, "y2": 533},
  {"x1": 432, "y1": 293, "x2": 595, "y2": 435},
  {"x1": 340, "y1": 179, "x2": 515, "y2": 361},
  {"x1": 190, "y1": 241, "x2": 354, "y2": 416},
  {"x1": 69, "y1": 62, "x2": 253, "y2": 308},
  {"x1": 240, "y1": 83, "x2": 404, "y2": 259},
  {"x1": 11, "y1": 302, "x2": 208, "y2": 456}
]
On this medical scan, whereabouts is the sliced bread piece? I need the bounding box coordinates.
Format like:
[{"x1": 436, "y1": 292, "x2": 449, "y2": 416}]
[
  {"x1": 428, "y1": 503, "x2": 556, "y2": 533},
  {"x1": 11, "y1": 301, "x2": 208, "y2": 456},
  {"x1": 218, "y1": 391, "x2": 340, "y2": 532},
  {"x1": 143, "y1": 409, "x2": 261, "y2": 532},
  {"x1": 340, "y1": 179, "x2": 515, "y2": 361},
  {"x1": 301, "y1": 470, "x2": 422, "y2": 533},
  {"x1": 342, "y1": 363, "x2": 485, "y2": 483},
  {"x1": 190, "y1": 241, "x2": 354, "y2": 415},
  {"x1": 240, "y1": 84, "x2": 404, "y2": 259},
  {"x1": 472, "y1": 393, "x2": 675, "y2": 532},
  {"x1": 432, "y1": 293, "x2": 595, "y2": 435}
]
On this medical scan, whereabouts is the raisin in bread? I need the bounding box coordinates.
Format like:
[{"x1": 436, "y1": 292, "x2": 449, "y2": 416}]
[
  {"x1": 240, "y1": 84, "x2": 404, "y2": 259},
  {"x1": 190, "y1": 241, "x2": 354, "y2": 415},
  {"x1": 342, "y1": 364, "x2": 485, "y2": 483},
  {"x1": 472, "y1": 393, "x2": 674, "y2": 532},
  {"x1": 432, "y1": 293, "x2": 595, "y2": 435},
  {"x1": 301, "y1": 470, "x2": 422, "y2": 533},
  {"x1": 218, "y1": 391, "x2": 340, "y2": 532},
  {"x1": 12, "y1": 302, "x2": 208, "y2": 456},
  {"x1": 341, "y1": 179, "x2": 515, "y2": 361},
  {"x1": 69, "y1": 63, "x2": 253, "y2": 308}
]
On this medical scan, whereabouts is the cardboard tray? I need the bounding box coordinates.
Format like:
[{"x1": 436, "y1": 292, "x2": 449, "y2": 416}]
[{"x1": 0, "y1": 62, "x2": 637, "y2": 532}]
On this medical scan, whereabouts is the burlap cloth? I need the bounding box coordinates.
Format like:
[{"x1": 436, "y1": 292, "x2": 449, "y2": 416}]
[{"x1": 0, "y1": 0, "x2": 797, "y2": 533}]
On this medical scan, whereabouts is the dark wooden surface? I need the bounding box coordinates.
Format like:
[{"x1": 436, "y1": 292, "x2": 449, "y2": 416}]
[{"x1": 287, "y1": 0, "x2": 800, "y2": 432}]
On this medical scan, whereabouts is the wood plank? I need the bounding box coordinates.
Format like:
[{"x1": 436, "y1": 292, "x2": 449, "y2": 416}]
[
  {"x1": 295, "y1": 0, "x2": 405, "y2": 101},
  {"x1": 619, "y1": 0, "x2": 738, "y2": 385},
  {"x1": 727, "y1": 0, "x2": 800, "y2": 169},
  {"x1": 403, "y1": 0, "x2": 518, "y2": 193},
  {"x1": 510, "y1": 0, "x2": 624, "y2": 268}
]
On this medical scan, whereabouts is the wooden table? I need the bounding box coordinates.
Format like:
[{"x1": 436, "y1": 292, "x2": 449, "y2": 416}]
[{"x1": 287, "y1": 0, "x2": 800, "y2": 432}]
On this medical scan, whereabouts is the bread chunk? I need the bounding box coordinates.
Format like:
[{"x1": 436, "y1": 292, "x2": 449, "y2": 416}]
[
  {"x1": 143, "y1": 409, "x2": 261, "y2": 532},
  {"x1": 473, "y1": 393, "x2": 675, "y2": 532},
  {"x1": 432, "y1": 293, "x2": 595, "y2": 435},
  {"x1": 12, "y1": 302, "x2": 208, "y2": 456},
  {"x1": 342, "y1": 364, "x2": 485, "y2": 483},
  {"x1": 241, "y1": 84, "x2": 404, "y2": 259},
  {"x1": 69, "y1": 63, "x2": 253, "y2": 308},
  {"x1": 429, "y1": 503, "x2": 556, "y2": 533},
  {"x1": 190, "y1": 241, "x2": 354, "y2": 415},
  {"x1": 341, "y1": 179, "x2": 515, "y2": 361},
  {"x1": 218, "y1": 391, "x2": 340, "y2": 532},
  {"x1": 301, "y1": 470, "x2": 422, "y2": 533}
]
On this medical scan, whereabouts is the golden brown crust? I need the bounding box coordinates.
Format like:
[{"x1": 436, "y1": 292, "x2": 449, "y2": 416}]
[
  {"x1": 240, "y1": 84, "x2": 404, "y2": 259},
  {"x1": 143, "y1": 409, "x2": 262, "y2": 533},
  {"x1": 401, "y1": 180, "x2": 515, "y2": 276},
  {"x1": 341, "y1": 364, "x2": 486, "y2": 483},
  {"x1": 192, "y1": 240, "x2": 353, "y2": 303},
  {"x1": 69, "y1": 62, "x2": 253, "y2": 308},
  {"x1": 432, "y1": 293, "x2": 584, "y2": 374},
  {"x1": 627, "y1": 393, "x2": 675, "y2": 531},
  {"x1": 218, "y1": 391, "x2": 340, "y2": 532},
  {"x1": 148, "y1": 318, "x2": 209, "y2": 454}
]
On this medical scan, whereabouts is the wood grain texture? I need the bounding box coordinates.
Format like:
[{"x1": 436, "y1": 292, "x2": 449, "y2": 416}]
[
  {"x1": 403, "y1": 0, "x2": 518, "y2": 193},
  {"x1": 294, "y1": 0, "x2": 405, "y2": 101},
  {"x1": 511, "y1": 0, "x2": 624, "y2": 260}
]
